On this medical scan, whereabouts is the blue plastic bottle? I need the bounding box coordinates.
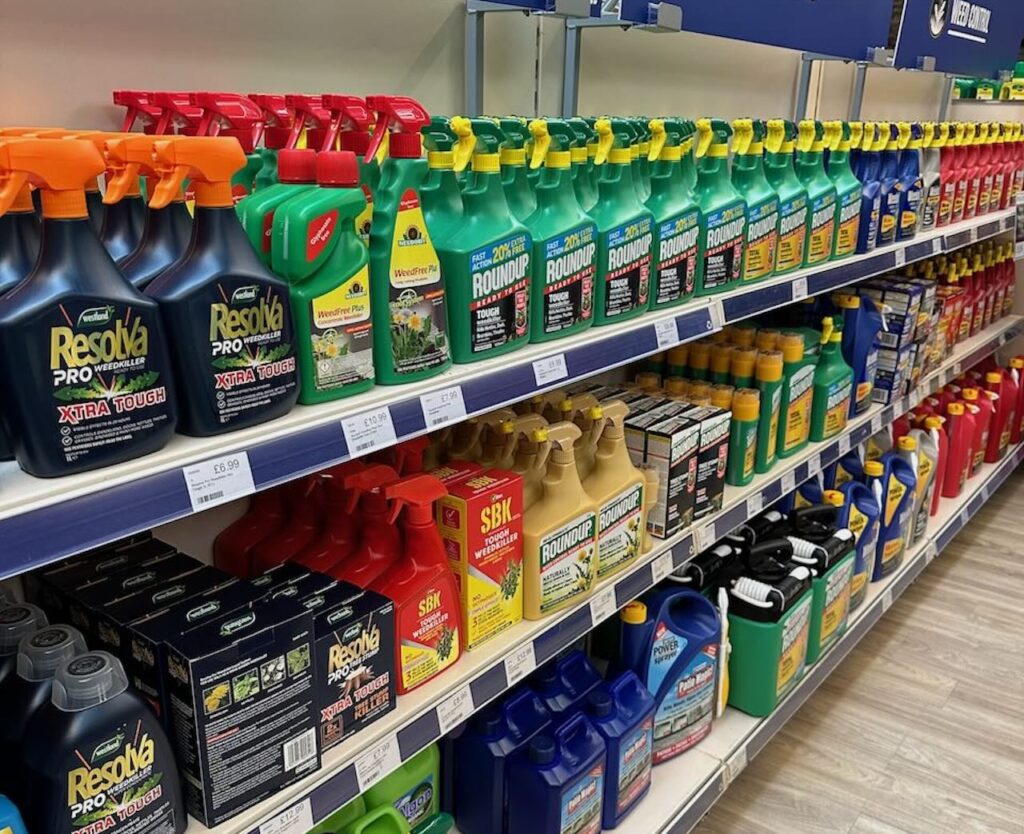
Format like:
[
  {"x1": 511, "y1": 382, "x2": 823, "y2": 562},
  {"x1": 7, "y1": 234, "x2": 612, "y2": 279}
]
[
  {"x1": 869, "y1": 452, "x2": 916, "y2": 580},
  {"x1": 584, "y1": 672, "x2": 654, "y2": 829},
  {"x1": 834, "y1": 292, "x2": 883, "y2": 416},
  {"x1": 896, "y1": 122, "x2": 922, "y2": 242},
  {"x1": 876, "y1": 123, "x2": 902, "y2": 248},
  {"x1": 838, "y1": 480, "x2": 880, "y2": 610},
  {"x1": 778, "y1": 473, "x2": 824, "y2": 513},
  {"x1": 824, "y1": 446, "x2": 865, "y2": 490},
  {"x1": 529, "y1": 650, "x2": 602, "y2": 725},
  {"x1": 453, "y1": 690, "x2": 552, "y2": 834},
  {"x1": 506, "y1": 713, "x2": 606, "y2": 834},
  {"x1": 620, "y1": 588, "x2": 720, "y2": 764},
  {"x1": 854, "y1": 123, "x2": 883, "y2": 254},
  {"x1": 0, "y1": 796, "x2": 28, "y2": 834}
]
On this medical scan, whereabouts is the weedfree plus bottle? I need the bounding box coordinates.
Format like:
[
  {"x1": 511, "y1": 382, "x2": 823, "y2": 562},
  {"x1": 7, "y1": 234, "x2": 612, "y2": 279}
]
[
  {"x1": 590, "y1": 118, "x2": 654, "y2": 323},
  {"x1": 645, "y1": 118, "x2": 702, "y2": 308},
  {"x1": 763, "y1": 119, "x2": 809, "y2": 275},
  {"x1": 365, "y1": 95, "x2": 451, "y2": 384},
  {"x1": 320, "y1": 94, "x2": 380, "y2": 244},
  {"x1": 896, "y1": 122, "x2": 922, "y2": 241},
  {"x1": 442, "y1": 117, "x2": 531, "y2": 362},
  {"x1": 525, "y1": 118, "x2": 597, "y2": 342},
  {"x1": 731, "y1": 119, "x2": 779, "y2": 281},
  {"x1": 694, "y1": 118, "x2": 746, "y2": 293},
  {"x1": 145, "y1": 137, "x2": 297, "y2": 435},
  {"x1": 794, "y1": 120, "x2": 837, "y2": 266},
  {"x1": 824, "y1": 121, "x2": 862, "y2": 259},
  {"x1": 854, "y1": 122, "x2": 883, "y2": 253},
  {"x1": 0, "y1": 138, "x2": 177, "y2": 476}
]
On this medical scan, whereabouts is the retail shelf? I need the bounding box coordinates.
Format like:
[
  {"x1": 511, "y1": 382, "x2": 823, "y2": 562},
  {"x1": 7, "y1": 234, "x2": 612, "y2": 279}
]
[
  {"x1": 0, "y1": 210, "x2": 1012, "y2": 575},
  {"x1": 183, "y1": 313, "x2": 1023, "y2": 834},
  {"x1": 618, "y1": 439, "x2": 1024, "y2": 834}
]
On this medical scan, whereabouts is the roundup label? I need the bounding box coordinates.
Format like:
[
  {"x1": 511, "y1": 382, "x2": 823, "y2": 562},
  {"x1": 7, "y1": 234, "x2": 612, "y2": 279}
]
[
  {"x1": 602, "y1": 218, "x2": 652, "y2": 317},
  {"x1": 702, "y1": 203, "x2": 745, "y2": 289},
  {"x1": 559, "y1": 763, "x2": 603, "y2": 834},
  {"x1": 820, "y1": 557, "x2": 854, "y2": 647},
  {"x1": 469, "y1": 232, "x2": 531, "y2": 353},
  {"x1": 821, "y1": 379, "x2": 852, "y2": 438},
  {"x1": 596, "y1": 483, "x2": 644, "y2": 578},
  {"x1": 616, "y1": 718, "x2": 653, "y2": 814},
  {"x1": 775, "y1": 196, "x2": 808, "y2": 273},
  {"x1": 538, "y1": 512, "x2": 597, "y2": 614},
  {"x1": 777, "y1": 595, "x2": 811, "y2": 697},
  {"x1": 308, "y1": 264, "x2": 373, "y2": 392},
  {"x1": 805, "y1": 193, "x2": 836, "y2": 264},
  {"x1": 653, "y1": 211, "x2": 699, "y2": 304},
  {"x1": 538, "y1": 224, "x2": 596, "y2": 335},
  {"x1": 742, "y1": 198, "x2": 779, "y2": 280},
  {"x1": 834, "y1": 188, "x2": 861, "y2": 257},
  {"x1": 782, "y1": 365, "x2": 814, "y2": 452}
]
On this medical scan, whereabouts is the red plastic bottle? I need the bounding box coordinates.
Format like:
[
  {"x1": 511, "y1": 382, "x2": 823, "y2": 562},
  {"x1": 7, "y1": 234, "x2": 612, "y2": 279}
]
[
  {"x1": 926, "y1": 416, "x2": 948, "y2": 515},
  {"x1": 291, "y1": 461, "x2": 365, "y2": 572},
  {"x1": 950, "y1": 126, "x2": 969, "y2": 224},
  {"x1": 249, "y1": 477, "x2": 323, "y2": 576},
  {"x1": 212, "y1": 483, "x2": 289, "y2": 578},
  {"x1": 1010, "y1": 358, "x2": 1024, "y2": 445},
  {"x1": 963, "y1": 126, "x2": 982, "y2": 220},
  {"x1": 942, "y1": 402, "x2": 973, "y2": 498},
  {"x1": 985, "y1": 370, "x2": 1017, "y2": 461},
  {"x1": 892, "y1": 412, "x2": 911, "y2": 445},
  {"x1": 961, "y1": 389, "x2": 991, "y2": 475},
  {"x1": 938, "y1": 130, "x2": 957, "y2": 227},
  {"x1": 1013, "y1": 128, "x2": 1024, "y2": 204},
  {"x1": 330, "y1": 464, "x2": 402, "y2": 587},
  {"x1": 977, "y1": 127, "x2": 993, "y2": 216},
  {"x1": 370, "y1": 474, "x2": 462, "y2": 694}
]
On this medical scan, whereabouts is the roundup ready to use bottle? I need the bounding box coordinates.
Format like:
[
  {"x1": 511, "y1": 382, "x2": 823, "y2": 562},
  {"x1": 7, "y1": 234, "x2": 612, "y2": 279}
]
[
  {"x1": 809, "y1": 317, "x2": 853, "y2": 442},
  {"x1": 763, "y1": 119, "x2": 809, "y2": 275},
  {"x1": 731, "y1": 118, "x2": 779, "y2": 282},
  {"x1": 794, "y1": 120, "x2": 837, "y2": 267},
  {"x1": 497, "y1": 117, "x2": 538, "y2": 223},
  {"x1": 145, "y1": 136, "x2": 298, "y2": 435},
  {"x1": 824, "y1": 121, "x2": 862, "y2": 259},
  {"x1": 441, "y1": 117, "x2": 531, "y2": 363},
  {"x1": 694, "y1": 118, "x2": 746, "y2": 294},
  {"x1": 365, "y1": 95, "x2": 451, "y2": 384},
  {"x1": 0, "y1": 138, "x2": 178, "y2": 476},
  {"x1": 420, "y1": 116, "x2": 465, "y2": 244}
]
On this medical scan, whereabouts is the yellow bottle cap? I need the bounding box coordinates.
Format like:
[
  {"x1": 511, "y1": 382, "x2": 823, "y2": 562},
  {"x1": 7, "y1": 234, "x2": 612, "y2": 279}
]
[
  {"x1": 731, "y1": 347, "x2": 757, "y2": 380},
  {"x1": 823, "y1": 489, "x2": 845, "y2": 507},
  {"x1": 834, "y1": 292, "x2": 860, "y2": 310},
  {"x1": 667, "y1": 344, "x2": 689, "y2": 367},
  {"x1": 755, "y1": 329, "x2": 780, "y2": 352},
  {"x1": 779, "y1": 333, "x2": 805, "y2": 363},
  {"x1": 621, "y1": 601, "x2": 648, "y2": 624},
  {"x1": 756, "y1": 350, "x2": 784, "y2": 383},
  {"x1": 731, "y1": 388, "x2": 760, "y2": 421},
  {"x1": 689, "y1": 342, "x2": 711, "y2": 371},
  {"x1": 864, "y1": 460, "x2": 885, "y2": 476},
  {"x1": 711, "y1": 384, "x2": 735, "y2": 410},
  {"x1": 688, "y1": 382, "x2": 711, "y2": 404},
  {"x1": 729, "y1": 322, "x2": 757, "y2": 348},
  {"x1": 962, "y1": 388, "x2": 979, "y2": 401},
  {"x1": 898, "y1": 435, "x2": 917, "y2": 451},
  {"x1": 985, "y1": 371, "x2": 1002, "y2": 384},
  {"x1": 1010, "y1": 357, "x2": 1024, "y2": 370},
  {"x1": 710, "y1": 344, "x2": 735, "y2": 376},
  {"x1": 948, "y1": 402, "x2": 965, "y2": 416},
  {"x1": 664, "y1": 377, "x2": 689, "y2": 396},
  {"x1": 924, "y1": 416, "x2": 944, "y2": 429}
]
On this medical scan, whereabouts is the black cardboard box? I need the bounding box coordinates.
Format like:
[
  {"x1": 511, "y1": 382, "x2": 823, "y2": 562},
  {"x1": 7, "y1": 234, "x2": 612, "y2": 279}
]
[{"x1": 675, "y1": 405, "x2": 731, "y2": 519}]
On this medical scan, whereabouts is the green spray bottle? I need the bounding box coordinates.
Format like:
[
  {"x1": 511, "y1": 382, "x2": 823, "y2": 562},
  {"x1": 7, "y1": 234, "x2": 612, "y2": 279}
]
[
  {"x1": 364, "y1": 95, "x2": 451, "y2": 384},
  {"x1": 795, "y1": 120, "x2": 838, "y2": 267},
  {"x1": 498, "y1": 117, "x2": 537, "y2": 222},
  {"x1": 726, "y1": 388, "x2": 761, "y2": 486},
  {"x1": 236, "y1": 149, "x2": 318, "y2": 267},
  {"x1": 420, "y1": 117, "x2": 466, "y2": 244},
  {"x1": 440, "y1": 117, "x2": 532, "y2": 362},
  {"x1": 731, "y1": 118, "x2": 780, "y2": 282},
  {"x1": 809, "y1": 317, "x2": 853, "y2": 442},
  {"x1": 589, "y1": 118, "x2": 655, "y2": 324},
  {"x1": 823, "y1": 121, "x2": 862, "y2": 260},
  {"x1": 271, "y1": 151, "x2": 374, "y2": 404},
  {"x1": 633, "y1": 118, "x2": 653, "y2": 202},
  {"x1": 320, "y1": 95, "x2": 381, "y2": 245},
  {"x1": 645, "y1": 118, "x2": 702, "y2": 309},
  {"x1": 249, "y1": 94, "x2": 292, "y2": 190},
  {"x1": 566, "y1": 117, "x2": 599, "y2": 212},
  {"x1": 754, "y1": 350, "x2": 783, "y2": 473},
  {"x1": 763, "y1": 119, "x2": 810, "y2": 275},
  {"x1": 776, "y1": 332, "x2": 817, "y2": 458},
  {"x1": 679, "y1": 119, "x2": 699, "y2": 192},
  {"x1": 524, "y1": 118, "x2": 597, "y2": 342},
  {"x1": 694, "y1": 118, "x2": 746, "y2": 295}
]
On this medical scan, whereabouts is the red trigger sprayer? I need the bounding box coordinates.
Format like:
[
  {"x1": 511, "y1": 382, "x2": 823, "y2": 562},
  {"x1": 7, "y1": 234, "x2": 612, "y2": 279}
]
[
  {"x1": 364, "y1": 95, "x2": 431, "y2": 164},
  {"x1": 284, "y1": 94, "x2": 332, "y2": 151},
  {"x1": 330, "y1": 464, "x2": 403, "y2": 586},
  {"x1": 320, "y1": 94, "x2": 379, "y2": 241},
  {"x1": 249, "y1": 94, "x2": 294, "y2": 189},
  {"x1": 292, "y1": 460, "x2": 365, "y2": 573},
  {"x1": 112, "y1": 90, "x2": 163, "y2": 133},
  {"x1": 148, "y1": 92, "x2": 203, "y2": 136}
]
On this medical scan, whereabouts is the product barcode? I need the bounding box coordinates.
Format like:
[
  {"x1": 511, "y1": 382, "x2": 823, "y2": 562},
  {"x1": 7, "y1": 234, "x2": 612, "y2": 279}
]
[
  {"x1": 284, "y1": 729, "x2": 317, "y2": 770},
  {"x1": 354, "y1": 441, "x2": 376, "y2": 453},
  {"x1": 196, "y1": 491, "x2": 224, "y2": 505}
]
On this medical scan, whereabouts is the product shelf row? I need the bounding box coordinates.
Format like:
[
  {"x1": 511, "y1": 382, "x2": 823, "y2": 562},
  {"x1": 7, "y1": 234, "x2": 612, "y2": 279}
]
[
  {"x1": 192, "y1": 312, "x2": 1024, "y2": 834},
  {"x1": 0, "y1": 209, "x2": 1014, "y2": 576},
  {"x1": 617, "y1": 438, "x2": 1024, "y2": 834}
]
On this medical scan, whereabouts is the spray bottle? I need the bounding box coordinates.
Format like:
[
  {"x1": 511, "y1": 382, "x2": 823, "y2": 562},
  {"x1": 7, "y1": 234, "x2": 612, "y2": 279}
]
[
  {"x1": 192, "y1": 91, "x2": 267, "y2": 199},
  {"x1": 964, "y1": 122, "x2": 984, "y2": 219},
  {"x1": 420, "y1": 117, "x2": 465, "y2": 244},
  {"x1": 809, "y1": 317, "x2": 853, "y2": 441},
  {"x1": 874, "y1": 122, "x2": 903, "y2": 247},
  {"x1": 525, "y1": 118, "x2": 598, "y2": 341},
  {"x1": 794, "y1": 120, "x2": 838, "y2": 266},
  {"x1": 84, "y1": 132, "x2": 146, "y2": 263},
  {"x1": 646, "y1": 118, "x2": 702, "y2": 307},
  {"x1": 496, "y1": 117, "x2": 537, "y2": 222},
  {"x1": 729, "y1": 119, "x2": 779, "y2": 282},
  {"x1": 854, "y1": 122, "x2": 883, "y2": 253},
  {"x1": 693, "y1": 118, "x2": 746, "y2": 293},
  {"x1": 949, "y1": 122, "x2": 969, "y2": 223},
  {"x1": 919, "y1": 121, "x2": 946, "y2": 230},
  {"x1": 249, "y1": 93, "x2": 293, "y2": 190},
  {"x1": 895, "y1": 122, "x2": 922, "y2": 241},
  {"x1": 977, "y1": 122, "x2": 994, "y2": 215},
  {"x1": 763, "y1": 119, "x2": 809, "y2": 275},
  {"x1": 330, "y1": 464, "x2": 402, "y2": 587},
  {"x1": 776, "y1": 333, "x2": 816, "y2": 458},
  {"x1": 824, "y1": 120, "x2": 862, "y2": 259},
  {"x1": 319, "y1": 95, "x2": 379, "y2": 244},
  {"x1": 567, "y1": 117, "x2": 599, "y2": 212},
  {"x1": 236, "y1": 149, "x2": 318, "y2": 266},
  {"x1": 365, "y1": 96, "x2": 451, "y2": 384}
]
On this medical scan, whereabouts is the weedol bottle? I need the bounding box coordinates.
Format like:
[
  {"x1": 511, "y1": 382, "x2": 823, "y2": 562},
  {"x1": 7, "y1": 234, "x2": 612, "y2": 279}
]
[
  {"x1": 763, "y1": 119, "x2": 809, "y2": 275},
  {"x1": 854, "y1": 122, "x2": 883, "y2": 254},
  {"x1": 21, "y1": 652, "x2": 185, "y2": 834},
  {"x1": 524, "y1": 118, "x2": 597, "y2": 342},
  {"x1": 896, "y1": 122, "x2": 923, "y2": 241},
  {"x1": 731, "y1": 118, "x2": 779, "y2": 282},
  {"x1": 919, "y1": 122, "x2": 945, "y2": 231},
  {"x1": 590, "y1": 118, "x2": 655, "y2": 323},
  {"x1": 145, "y1": 136, "x2": 297, "y2": 435},
  {"x1": 271, "y1": 151, "x2": 375, "y2": 403},
  {"x1": 794, "y1": 120, "x2": 837, "y2": 266},
  {"x1": 440, "y1": 117, "x2": 531, "y2": 362},
  {"x1": 694, "y1": 118, "x2": 746, "y2": 293},
  {"x1": 824, "y1": 121, "x2": 862, "y2": 259},
  {"x1": 365, "y1": 95, "x2": 452, "y2": 383},
  {"x1": 0, "y1": 138, "x2": 177, "y2": 476}
]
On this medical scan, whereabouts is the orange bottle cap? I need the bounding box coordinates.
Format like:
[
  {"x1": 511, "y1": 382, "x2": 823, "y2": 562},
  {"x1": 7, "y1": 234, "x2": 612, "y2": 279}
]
[
  {"x1": 149, "y1": 136, "x2": 247, "y2": 209},
  {"x1": 779, "y1": 333, "x2": 805, "y2": 363},
  {"x1": 731, "y1": 388, "x2": 760, "y2": 420},
  {"x1": 687, "y1": 382, "x2": 711, "y2": 403},
  {"x1": 710, "y1": 344, "x2": 735, "y2": 376},
  {"x1": 710, "y1": 384, "x2": 734, "y2": 409},
  {"x1": 823, "y1": 489, "x2": 844, "y2": 507},
  {"x1": 756, "y1": 350, "x2": 784, "y2": 382},
  {"x1": 708, "y1": 329, "x2": 729, "y2": 344},
  {"x1": 667, "y1": 345, "x2": 689, "y2": 366},
  {"x1": 728, "y1": 322, "x2": 757, "y2": 348},
  {"x1": 0, "y1": 137, "x2": 104, "y2": 219},
  {"x1": 731, "y1": 347, "x2": 757, "y2": 379},
  {"x1": 755, "y1": 329, "x2": 780, "y2": 352},
  {"x1": 621, "y1": 601, "x2": 647, "y2": 624},
  {"x1": 1010, "y1": 357, "x2": 1024, "y2": 369}
]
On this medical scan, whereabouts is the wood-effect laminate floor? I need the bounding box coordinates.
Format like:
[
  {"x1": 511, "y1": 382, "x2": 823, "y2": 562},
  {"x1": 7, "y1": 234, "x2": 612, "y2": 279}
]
[{"x1": 692, "y1": 469, "x2": 1024, "y2": 834}]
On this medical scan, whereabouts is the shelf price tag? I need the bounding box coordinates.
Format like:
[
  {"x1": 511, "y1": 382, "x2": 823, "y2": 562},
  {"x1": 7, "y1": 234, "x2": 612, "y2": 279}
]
[
  {"x1": 970, "y1": 226, "x2": 978, "y2": 243},
  {"x1": 894, "y1": 248, "x2": 906, "y2": 268},
  {"x1": 838, "y1": 434, "x2": 852, "y2": 456},
  {"x1": 590, "y1": 586, "x2": 617, "y2": 626},
  {"x1": 791, "y1": 276, "x2": 809, "y2": 301},
  {"x1": 746, "y1": 492, "x2": 763, "y2": 518},
  {"x1": 533, "y1": 354, "x2": 568, "y2": 387},
  {"x1": 870, "y1": 413, "x2": 883, "y2": 435},
  {"x1": 781, "y1": 470, "x2": 796, "y2": 495},
  {"x1": 654, "y1": 317, "x2": 679, "y2": 350},
  {"x1": 260, "y1": 799, "x2": 313, "y2": 834},
  {"x1": 806, "y1": 452, "x2": 822, "y2": 476},
  {"x1": 932, "y1": 238, "x2": 943, "y2": 255},
  {"x1": 342, "y1": 407, "x2": 397, "y2": 456},
  {"x1": 354, "y1": 734, "x2": 402, "y2": 793},
  {"x1": 708, "y1": 300, "x2": 726, "y2": 332},
  {"x1": 651, "y1": 551, "x2": 675, "y2": 584},
  {"x1": 724, "y1": 746, "x2": 748, "y2": 786},
  {"x1": 925, "y1": 542, "x2": 938, "y2": 565},
  {"x1": 959, "y1": 508, "x2": 969, "y2": 528},
  {"x1": 183, "y1": 451, "x2": 255, "y2": 512},
  {"x1": 420, "y1": 386, "x2": 467, "y2": 429},
  {"x1": 881, "y1": 588, "x2": 893, "y2": 612},
  {"x1": 504, "y1": 642, "x2": 537, "y2": 687},
  {"x1": 436, "y1": 684, "x2": 475, "y2": 735},
  {"x1": 692, "y1": 523, "x2": 715, "y2": 553}
]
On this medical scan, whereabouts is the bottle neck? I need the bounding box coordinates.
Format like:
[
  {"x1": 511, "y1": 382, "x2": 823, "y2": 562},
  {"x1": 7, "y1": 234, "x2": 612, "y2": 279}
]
[
  {"x1": 536, "y1": 166, "x2": 579, "y2": 211},
  {"x1": 649, "y1": 157, "x2": 687, "y2": 194},
  {"x1": 191, "y1": 205, "x2": 260, "y2": 257},
  {"x1": 464, "y1": 171, "x2": 514, "y2": 218},
  {"x1": 598, "y1": 160, "x2": 639, "y2": 200},
  {"x1": 35, "y1": 217, "x2": 126, "y2": 284},
  {"x1": 142, "y1": 200, "x2": 193, "y2": 246},
  {"x1": 544, "y1": 457, "x2": 584, "y2": 489}
]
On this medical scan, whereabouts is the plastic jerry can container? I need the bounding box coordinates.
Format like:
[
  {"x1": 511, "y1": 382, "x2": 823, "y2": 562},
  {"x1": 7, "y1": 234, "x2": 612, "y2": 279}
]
[
  {"x1": 906, "y1": 429, "x2": 939, "y2": 544},
  {"x1": 340, "y1": 806, "x2": 410, "y2": 834},
  {"x1": 961, "y1": 388, "x2": 992, "y2": 474},
  {"x1": 619, "y1": 588, "x2": 720, "y2": 762},
  {"x1": 307, "y1": 796, "x2": 367, "y2": 834},
  {"x1": 236, "y1": 149, "x2": 318, "y2": 266},
  {"x1": 21, "y1": 652, "x2": 185, "y2": 834},
  {"x1": 529, "y1": 650, "x2": 602, "y2": 725},
  {"x1": 0, "y1": 797, "x2": 27, "y2": 834},
  {"x1": 0, "y1": 604, "x2": 48, "y2": 687},
  {"x1": 870, "y1": 452, "x2": 916, "y2": 580},
  {"x1": 506, "y1": 713, "x2": 606, "y2": 834},
  {"x1": 833, "y1": 292, "x2": 883, "y2": 416},
  {"x1": 727, "y1": 561, "x2": 813, "y2": 717},
  {"x1": 365, "y1": 744, "x2": 440, "y2": 832},
  {"x1": 985, "y1": 370, "x2": 1017, "y2": 461},
  {"x1": 837, "y1": 481, "x2": 880, "y2": 610},
  {"x1": 825, "y1": 445, "x2": 865, "y2": 490},
  {"x1": 584, "y1": 671, "x2": 655, "y2": 829},
  {"x1": 453, "y1": 689, "x2": 552, "y2": 834}
]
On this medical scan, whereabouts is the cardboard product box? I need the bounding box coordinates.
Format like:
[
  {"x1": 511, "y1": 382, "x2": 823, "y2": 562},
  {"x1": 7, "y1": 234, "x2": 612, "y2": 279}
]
[
  {"x1": 165, "y1": 596, "x2": 318, "y2": 827},
  {"x1": 24, "y1": 531, "x2": 154, "y2": 605},
  {"x1": 436, "y1": 468, "x2": 524, "y2": 650},
  {"x1": 309, "y1": 582, "x2": 396, "y2": 751},
  {"x1": 266, "y1": 570, "x2": 337, "y2": 604},
  {"x1": 862, "y1": 281, "x2": 923, "y2": 349},
  {"x1": 249, "y1": 561, "x2": 316, "y2": 592},
  {"x1": 873, "y1": 345, "x2": 912, "y2": 404},
  {"x1": 429, "y1": 460, "x2": 483, "y2": 489},
  {"x1": 905, "y1": 277, "x2": 937, "y2": 340},
  {"x1": 634, "y1": 413, "x2": 700, "y2": 538},
  {"x1": 674, "y1": 405, "x2": 731, "y2": 520}
]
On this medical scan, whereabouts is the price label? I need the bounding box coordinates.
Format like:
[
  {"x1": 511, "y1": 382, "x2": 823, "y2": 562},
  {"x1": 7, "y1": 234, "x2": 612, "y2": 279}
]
[
  {"x1": 806, "y1": 453, "x2": 822, "y2": 475},
  {"x1": 791, "y1": 276, "x2": 809, "y2": 301},
  {"x1": 970, "y1": 226, "x2": 978, "y2": 243},
  {"x1": 781, "y1": 470, "x2": 796, "y2": 495},
  {"x1": 342, "y1": 406, "x2": 397, "y2": 456},
  {"x1": 839, "y1": 434, "x2": 852, "y2": 455},
  {"x1": 881, "y1": 588, "x2": 893, "y2": 612},
  {"x1": 925, "y1": 542, "x2": 938, "y2": 565},
  {"x1": 260, "y1": 799, "x2": 313, "y2": 834},
  {"x1": 354, "y1": 734, "x2": 402, "y2": 793},
  {"x1": 533, "y1": 354, "x2": 568, "y2": 387},
  {"x1": 725, "y1": 746, "x2": 748, "y2": 786},
  {"x1": 504, "y1": 642, "x2": 537, "y2": 687},
  {"x1": 746, "y1": 492, "x2": 764, "y2": 518},
  {"x1": 420, "y1": 386, "x2": 466, "y2": 429},
  {"x1": 981, "y1": 484, "x2": 990, "y2": 501},
  {"x1": 708, "y1": 300, "x2": 726, "y2": 332},
  {"x1": 932, "y1": 238, "x2": 943, "y2": 255},
  {"x1": 894, "y1": 248, "x2": 906, "y2": 268},
  {"x1": 953, "y1": 363, "x2": 962, "y2": 378},
  {"x1": 654, "y1": 317, "x2": 679, "y2": 350},
  {"x1": 436, "y1": 685, "x2": 474, "y2": 735},
  {"x1": 959, "y1": 507, "x2": 969, "y2": 528},
  {"x1": 651, "y1": 551, "x2": 675, "y2": 584},
  {"x1": 871, "y1": 413, "x2": 883, "y2": 435},
  {"x1": 693, "y1": 523, "x2": 715, "y2": 553},
  {"x1": 183, "y1": 451, "x2": 255, "y2": 512},
  {"x1": 590, "y1": 586, "x2": 617, "y2": 626}
]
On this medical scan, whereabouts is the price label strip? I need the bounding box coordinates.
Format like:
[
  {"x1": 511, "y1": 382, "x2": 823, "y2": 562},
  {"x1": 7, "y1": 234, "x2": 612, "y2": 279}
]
[
  {"x1": 184, "y1": 451, "x2": 255, "y2": 512},
  {"x1": 533, "y1": 354, "x2": 568, "y2": 387},
  {"x1": 781, "y1": 470, "x2": 796, "y2": 495},
  {"x1": 504, "y1": 642, "x2": 537, "y2": 687},
  {"x1": 354, "y1": 734, "x2": 402, "y2": 794},
  {"x1": 746, "y1": 492, "x2": 763, "y2": 518},
  {"x1": 881, "y1": 588, "x2": 893, "y2": 612},
  {"x1": 590, "y1": 586, "x2": 617, "y2": 626},
  {"x1": 654, "y1": 317, "x2": 680, "y2": 350},
  {"x1": 791, "y1": 276, "x2": 808, "y2": 301},
  {"x1": 259, "y1": 800, "x2": 313, "y2": 834},
  {"x1": 341, "y1": 406, "x2": 397, "y2": 455},
  {"x1": 651, "y1": 551, "x2": 675, "y2": 584},
  {"x1": 436, "y1": 684, "x2": 475, "y2": 735},
  {"x1": 420, "y1": 386, "x2": 467, "y2": 429}
]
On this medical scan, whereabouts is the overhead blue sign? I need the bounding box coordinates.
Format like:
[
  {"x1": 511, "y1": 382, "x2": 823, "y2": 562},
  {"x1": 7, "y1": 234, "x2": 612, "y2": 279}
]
[
  {"x1": 618, "y1": 1, "x2": 683, "y2": 26},
  {"x1": 894, "y1": 0, "x2": 1024, "y2": 76}
]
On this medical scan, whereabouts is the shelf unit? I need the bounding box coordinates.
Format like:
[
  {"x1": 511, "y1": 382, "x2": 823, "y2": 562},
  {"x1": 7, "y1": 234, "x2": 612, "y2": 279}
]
[
  {"x1": 0, "y1": 209, "x2": 1013, "y2": 578},
  {"x1": 185, "y1": 312, "x2": 1023, "y2": 834}
]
